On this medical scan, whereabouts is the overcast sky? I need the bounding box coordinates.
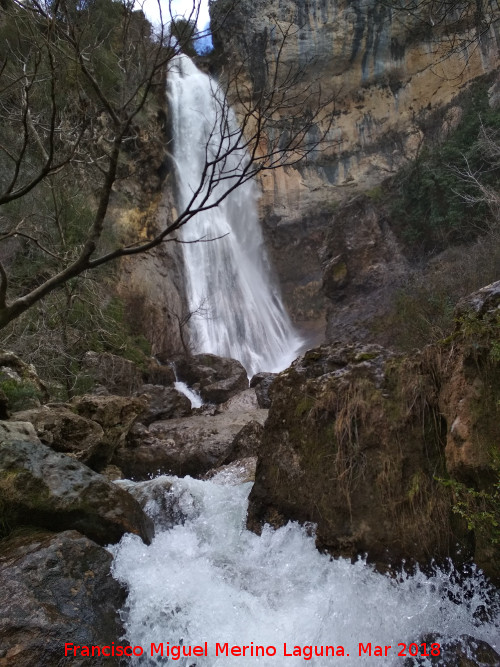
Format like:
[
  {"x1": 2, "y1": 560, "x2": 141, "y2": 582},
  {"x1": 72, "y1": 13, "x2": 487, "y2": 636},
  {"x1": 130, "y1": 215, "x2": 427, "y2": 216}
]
[{"x1": 140, "y1": 0, "x2": 210, "y2": 31}]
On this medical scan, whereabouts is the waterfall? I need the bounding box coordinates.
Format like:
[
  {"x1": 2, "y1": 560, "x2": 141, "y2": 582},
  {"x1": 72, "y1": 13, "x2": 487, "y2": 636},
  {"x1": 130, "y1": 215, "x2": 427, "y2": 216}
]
[
  {"x1": 167, "y1": 55, "x2": 302, "y2": 377},
  {"x1": 111, "y1": 474, "x2": 500, "y2": 665}
]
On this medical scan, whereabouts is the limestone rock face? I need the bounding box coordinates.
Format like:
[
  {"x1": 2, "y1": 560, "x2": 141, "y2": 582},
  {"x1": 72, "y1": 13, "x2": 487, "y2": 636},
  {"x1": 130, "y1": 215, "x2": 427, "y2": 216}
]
[
  {"x1": 0, "y1": 529, "x2": 125, "y2": 667},
  {"x1": 0, "y1": 426, "x2": 153, "y2": 545},
  {"x1": 211, "y1": 0, "x2": 500, "y2": 329},
  {"x1": 213, "y1": 0, "x2": 499, "y2": 217},
  {"x1": 320, "y1": 195, "x2": 409, "y2": 343}
]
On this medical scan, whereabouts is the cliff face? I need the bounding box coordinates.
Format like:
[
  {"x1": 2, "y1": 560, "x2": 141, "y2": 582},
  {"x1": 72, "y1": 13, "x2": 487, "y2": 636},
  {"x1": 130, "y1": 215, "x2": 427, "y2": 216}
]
[
  {"x1": 111, "y1": 90, "x2": 189, "y2": 358},
  {"x1": 211, "y1": 0, "x2": 500, "y2": 330}
]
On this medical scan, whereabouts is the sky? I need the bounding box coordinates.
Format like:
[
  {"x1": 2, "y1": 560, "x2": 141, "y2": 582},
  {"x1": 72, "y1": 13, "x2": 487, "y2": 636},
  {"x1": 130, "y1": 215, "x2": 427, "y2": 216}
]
[{"x1": 139, "y1": 0, "x2": 210, "y2": 32}]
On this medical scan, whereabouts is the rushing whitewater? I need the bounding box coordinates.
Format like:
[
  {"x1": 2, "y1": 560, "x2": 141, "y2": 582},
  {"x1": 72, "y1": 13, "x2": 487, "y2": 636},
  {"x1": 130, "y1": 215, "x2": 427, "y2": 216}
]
[
  {"x1": 167, "y1": 56, "x2": 302, "y2": 376},
  {"x1": 111, "y1": 475, "x2": 500, "y2": 666}
]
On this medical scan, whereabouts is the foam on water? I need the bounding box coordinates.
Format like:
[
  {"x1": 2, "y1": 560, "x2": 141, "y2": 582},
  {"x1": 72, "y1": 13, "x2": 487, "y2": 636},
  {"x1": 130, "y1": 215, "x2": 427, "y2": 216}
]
[
  {"x1": 111, "y1": 475, "x2": 499, "y2": 666},
  {"x1": 175, "y1": 380, "x2": 204, "y2": 408}
]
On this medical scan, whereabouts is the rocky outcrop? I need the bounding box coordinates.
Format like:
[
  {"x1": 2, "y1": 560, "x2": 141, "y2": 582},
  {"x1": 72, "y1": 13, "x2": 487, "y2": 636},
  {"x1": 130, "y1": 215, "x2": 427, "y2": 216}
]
[
  {"x1": 0, "y1": 350, "x2": 48, "y2": 414},
  {"x1": 0, "y1": 529, "x2": 125, "y2": 667},
  {"x1": 175, "y1": 353, "x2": 249, "y2": 403},
  {"x1": 210, "y1": 0, "x2": 500, "y2": 331},
  {"x1": 247, "y1": 343, "x2": 458, "y2": 568},
  {"x1": 0, "y1": 423, "x2": 153, "y2": 545},
  {"x1": 320, "y1": 194, "x2": 409, "y2": 344},
  {"x1": 248, "y1": 281, "x2": 500, "y2": 581}
]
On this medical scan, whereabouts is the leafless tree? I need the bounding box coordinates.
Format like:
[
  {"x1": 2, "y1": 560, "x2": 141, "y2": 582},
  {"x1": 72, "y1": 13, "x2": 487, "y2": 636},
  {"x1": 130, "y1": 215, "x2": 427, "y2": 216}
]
[{"x1": 0, "y1": 0, "x2": 334, "y2": 331}]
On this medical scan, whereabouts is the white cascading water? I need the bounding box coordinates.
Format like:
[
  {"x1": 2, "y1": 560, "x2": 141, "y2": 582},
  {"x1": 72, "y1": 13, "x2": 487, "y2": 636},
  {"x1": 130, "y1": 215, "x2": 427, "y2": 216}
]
[
  {"x1": 167, "y1": 55, "x2": 302, "y2": 377},
  {"x1": 111, "y1": 473, "x2": 500, "y2": 666}
]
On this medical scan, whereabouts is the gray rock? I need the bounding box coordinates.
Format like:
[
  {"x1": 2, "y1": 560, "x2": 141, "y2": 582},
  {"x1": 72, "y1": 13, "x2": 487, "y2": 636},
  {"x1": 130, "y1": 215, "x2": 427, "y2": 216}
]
[
  {"x1": 10, "y1": 406, "x2": 104, "y2": 465},
  {"x1": 175, "y1": 353, "x2": 248, "y2": 403},
  {"x1": 137, "y1": 384, "x2": 191, "y2": 424},
  {"x1": 114, "y1": 408, "x2": 267, "y2": 479},
  {"x1": 0, "y1": 423, "x2": 153, "y2": 545},
  {"x1": 115, "y1": 477, "x2": 183, "y2": 530},
  {"x1": 70, "y1": 394, "x2": 147, "y2": 469},
  {"x1": 0, "y1": 529, "x2": 125, "y2": 666},
  {"x1": 204, "y1": 457, "x2": 257, "y2": 485},
  {"x1": 403, "y1": 633, "x2": 500, "y2": 666},
  {"x1": 250, "y1": 372, "x2": 277, "y2": 408}
]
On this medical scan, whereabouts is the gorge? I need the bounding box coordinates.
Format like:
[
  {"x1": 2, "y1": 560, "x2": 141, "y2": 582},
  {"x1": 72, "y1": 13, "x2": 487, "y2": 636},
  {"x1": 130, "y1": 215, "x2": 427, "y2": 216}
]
[{"x1": 0, "y1": 0, "x2": 500, "y2": 663}]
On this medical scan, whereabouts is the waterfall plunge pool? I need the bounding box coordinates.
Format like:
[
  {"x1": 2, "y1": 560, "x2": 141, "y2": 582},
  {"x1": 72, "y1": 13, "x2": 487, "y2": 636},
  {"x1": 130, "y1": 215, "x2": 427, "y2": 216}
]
[{"x1": 110, "y1": 474, "x2": 500, "y2": 666}]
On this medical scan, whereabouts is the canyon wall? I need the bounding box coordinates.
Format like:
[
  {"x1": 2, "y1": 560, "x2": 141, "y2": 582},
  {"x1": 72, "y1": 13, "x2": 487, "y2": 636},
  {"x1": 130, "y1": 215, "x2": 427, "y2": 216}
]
[{"x1": 211, "y1": 0, "x2": 500, "y2": 331}]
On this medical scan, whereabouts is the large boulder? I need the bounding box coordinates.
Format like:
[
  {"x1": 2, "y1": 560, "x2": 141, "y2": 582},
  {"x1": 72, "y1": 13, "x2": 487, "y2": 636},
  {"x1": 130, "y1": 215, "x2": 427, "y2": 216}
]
[
  {"x1": 247, "y1": 343, "x2": 463, "y2": 570},
  {"x1": 70, "y1": 394, "x2": 147, "y2": 469},
  {"x1": 136, "y1": 384, "x2": 191, "y2": 424},
  {"x1": 0, "y1": 422, "x2": 153, "y2": 545},
  {"x1": 0, "y1": 529, "x2": 125, "y2": 666},
  {"x1": 114, "y1": 408, "x2": 267, "y2": 479},
  {"x1": 175, "y1": 353, "x2": 248, "y2": 403},
  {"x1": 9, "y1": 406, "x2": 104, "y2": 465}
]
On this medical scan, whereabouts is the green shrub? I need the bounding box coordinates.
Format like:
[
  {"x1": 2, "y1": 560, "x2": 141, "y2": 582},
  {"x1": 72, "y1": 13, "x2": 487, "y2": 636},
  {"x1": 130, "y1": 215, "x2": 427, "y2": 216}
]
[
  {"x1": 0, "y1": 379, "x2": 41, "y2": 412},
  {"x1": 390, "y1": 81, "x2": 500, "y2": 255}
]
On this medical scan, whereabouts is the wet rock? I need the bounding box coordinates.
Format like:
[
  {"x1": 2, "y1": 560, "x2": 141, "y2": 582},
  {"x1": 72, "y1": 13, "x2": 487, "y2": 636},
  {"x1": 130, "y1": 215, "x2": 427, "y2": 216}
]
[
  {"x1": 402, "y1": 633, "x2": 500, "y2": 666},
  {"x1": 137, "y1": 384, "x2": 191, "y2": 424},
  {"x1": 70, "y1": 394, "x2": 147, "y2": 469},
  {"x1": 217, "y1": 388, "x2": 259, "y2": 413},
  {"x1": 9, "y1": 406, "x2": 104, "y2": 465},
  {"x1": 0, "y1": 528, "x2": 125, "y2": 667},
  {"x1": 250, "y1": 372, "x2": 277, "y2": 408},
  {"x1": 175, "y1": 353, "x2": 248, "y2": 403},
  {"x1": 0, "y1": 425, "x2": 153, "y2": 545},
  {"x1": 204, "y1": 457, "x2": 257, "y2": 485},
  {"x1": 80, "y1": 351, "x2": 143, "y2": 396},
  {"x1": 221, "y1": 419, "x2": 264, "y2": 463},
  {"x1": 115, "y1": 477, "x2": 182, "y2": 530},
  {"x1": 113, "y1": 408, "x2": 267, "y2": 479}
]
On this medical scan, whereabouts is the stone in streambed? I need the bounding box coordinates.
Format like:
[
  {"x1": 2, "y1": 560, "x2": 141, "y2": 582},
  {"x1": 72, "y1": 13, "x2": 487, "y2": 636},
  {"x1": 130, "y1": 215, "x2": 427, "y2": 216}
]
[
  {"x1": 0, "y1": 421, "x2": 153, "y2": 545},
  {"x1": 0, "y1": 528, "x2": 125, "y2": 666}
]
